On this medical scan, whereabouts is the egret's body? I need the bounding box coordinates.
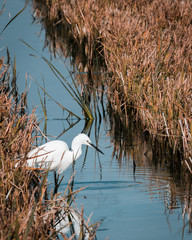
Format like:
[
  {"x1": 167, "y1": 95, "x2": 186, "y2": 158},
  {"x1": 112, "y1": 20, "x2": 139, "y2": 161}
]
[{"x1": 27, "y1": 133, "x2": 103, "y2": 174}]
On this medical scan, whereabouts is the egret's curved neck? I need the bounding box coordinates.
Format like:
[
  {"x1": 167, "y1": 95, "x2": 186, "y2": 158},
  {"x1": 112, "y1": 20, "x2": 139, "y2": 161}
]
[{"x1": 71, "y1": 140, "x2": 82, "y2": 161}]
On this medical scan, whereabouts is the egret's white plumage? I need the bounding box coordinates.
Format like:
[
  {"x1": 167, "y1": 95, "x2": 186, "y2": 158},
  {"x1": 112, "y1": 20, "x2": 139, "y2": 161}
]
[{"x1": 27, "y1": 133, "x2": 103, "y2": 174}]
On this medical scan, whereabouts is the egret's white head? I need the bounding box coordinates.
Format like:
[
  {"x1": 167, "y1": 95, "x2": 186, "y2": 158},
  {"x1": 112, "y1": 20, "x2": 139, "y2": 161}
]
[{"x1": 71, "y1": 133, "x2": 104, "y2": 154}]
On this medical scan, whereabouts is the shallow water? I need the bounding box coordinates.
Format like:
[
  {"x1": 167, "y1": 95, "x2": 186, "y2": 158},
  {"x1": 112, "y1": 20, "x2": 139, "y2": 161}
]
[{"x1": 1, "y1": 1, "x2": 192, "y2": 239}]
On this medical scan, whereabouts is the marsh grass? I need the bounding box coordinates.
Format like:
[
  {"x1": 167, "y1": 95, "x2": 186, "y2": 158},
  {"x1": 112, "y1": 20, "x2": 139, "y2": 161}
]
[
  {"x1": 0, "y1": 53, "x2": 99, "y2": 240},
  {"x1": 32, "y1": 0, "x2": 192, "y2": 171}
]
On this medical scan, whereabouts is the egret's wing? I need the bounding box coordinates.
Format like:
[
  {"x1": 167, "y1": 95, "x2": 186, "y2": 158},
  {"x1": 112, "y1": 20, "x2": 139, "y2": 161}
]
[
  {"x1": 27, "y1": 148, "x2": 54, "y2": 169},
  {"x1": 27, "y1": 140, "x2": 69, "y2": 171}
]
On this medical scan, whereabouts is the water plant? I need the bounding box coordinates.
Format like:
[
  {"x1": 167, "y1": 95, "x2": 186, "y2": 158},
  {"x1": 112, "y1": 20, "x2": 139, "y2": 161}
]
[{"x1": 21, "y1": 39, "x2": 94, "y2": 120}]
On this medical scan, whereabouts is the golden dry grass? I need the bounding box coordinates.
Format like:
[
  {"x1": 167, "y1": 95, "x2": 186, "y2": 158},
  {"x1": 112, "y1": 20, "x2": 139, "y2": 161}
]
[{"x1": 32, "y1": 0, "x2": 192, "y2": 169}]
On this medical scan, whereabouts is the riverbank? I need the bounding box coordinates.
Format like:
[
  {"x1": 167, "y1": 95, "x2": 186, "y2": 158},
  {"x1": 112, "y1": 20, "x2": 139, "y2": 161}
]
[{"x1": 33, "y1": 0, "x2": 192, "y2": 170}]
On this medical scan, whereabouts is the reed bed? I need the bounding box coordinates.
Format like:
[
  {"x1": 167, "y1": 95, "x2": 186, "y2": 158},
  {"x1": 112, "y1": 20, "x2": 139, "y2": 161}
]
[
  {"x1": 32, "y1": 0, "x2": 192, "y2": 171},
  {"x1": 0, "y1": 57, "x2": 98, "y2": 239}
]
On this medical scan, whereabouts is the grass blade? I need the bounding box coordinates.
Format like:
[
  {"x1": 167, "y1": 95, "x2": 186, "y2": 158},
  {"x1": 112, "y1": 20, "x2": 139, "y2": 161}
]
[
  {"x1": 20, "y1": 39, "x2": 93, "y2": 119},
  {"x1": 0, "y1": 4, "x2": 27, "y2": 35},
  {"x1": 38, "y1": 82, "x2": 80, "y2": 120}
]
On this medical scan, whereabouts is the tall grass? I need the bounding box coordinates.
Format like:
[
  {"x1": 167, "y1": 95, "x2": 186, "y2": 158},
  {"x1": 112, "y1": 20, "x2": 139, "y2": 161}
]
[{"x1": 31, "y1": 0, "x2": 192, "y2": 172}]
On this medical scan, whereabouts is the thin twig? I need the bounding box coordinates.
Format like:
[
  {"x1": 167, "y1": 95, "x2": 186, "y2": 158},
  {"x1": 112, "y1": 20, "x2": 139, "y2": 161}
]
[{"x1": 33, "y1": 123, "x2": 50, "y2": 141}]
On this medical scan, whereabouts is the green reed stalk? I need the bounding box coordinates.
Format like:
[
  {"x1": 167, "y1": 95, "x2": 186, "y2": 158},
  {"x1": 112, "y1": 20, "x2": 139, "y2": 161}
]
[{"x1": 21, "y1": 39, "x2": 94, "y2": 120}]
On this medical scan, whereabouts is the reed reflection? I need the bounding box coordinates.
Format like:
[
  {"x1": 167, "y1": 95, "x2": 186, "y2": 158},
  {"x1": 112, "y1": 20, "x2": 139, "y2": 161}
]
[
  {"x1": 30, "y1": 0, "x2": 105, "y2": 82},
  {"x1": 106, "y1": 106, "x2": 192, "y2": 236}
]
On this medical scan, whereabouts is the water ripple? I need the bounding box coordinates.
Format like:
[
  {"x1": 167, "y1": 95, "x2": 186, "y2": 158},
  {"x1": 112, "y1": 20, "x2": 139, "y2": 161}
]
[{"x1": 72, "y1": 180, "x2": 141, "y2": 190}]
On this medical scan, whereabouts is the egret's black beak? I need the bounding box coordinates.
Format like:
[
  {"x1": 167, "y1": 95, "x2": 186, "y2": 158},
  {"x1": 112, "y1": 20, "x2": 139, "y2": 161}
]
[{"x1": 90, "y1": 143, "x2": 104, "y2": 155}]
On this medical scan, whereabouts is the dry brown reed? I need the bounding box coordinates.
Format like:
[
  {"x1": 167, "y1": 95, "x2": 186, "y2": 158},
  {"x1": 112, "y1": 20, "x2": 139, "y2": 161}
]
[
  {"x1": 32, "y1": 0, "x2": 192, "y2": 171},
  {"x1": 0, "y1": 58, "x2": 99, "y2": 239}
]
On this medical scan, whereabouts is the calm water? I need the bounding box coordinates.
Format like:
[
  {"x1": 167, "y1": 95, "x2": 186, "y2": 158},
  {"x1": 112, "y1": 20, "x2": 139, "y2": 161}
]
[{"x1": 0, "y1": 1, "x2": 192, "y2": 239}]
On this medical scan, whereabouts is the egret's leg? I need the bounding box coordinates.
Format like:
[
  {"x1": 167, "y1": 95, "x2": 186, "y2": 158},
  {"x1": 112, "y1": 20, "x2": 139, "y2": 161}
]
[
  {"x1": 133, "y1": 159, "x2": 136, "y2": 180},
  {"x1": 53, "y1": 171, "x2": 65, "y2": 195},
  {"x1": 54, "y1": 171, "x2": 59, "y2": 194}
]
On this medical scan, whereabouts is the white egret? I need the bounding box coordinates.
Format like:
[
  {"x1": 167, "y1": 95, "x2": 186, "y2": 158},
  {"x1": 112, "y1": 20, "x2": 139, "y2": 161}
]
[{"x1": 27, "y1": 133, "x2": 104, "y2": 174}]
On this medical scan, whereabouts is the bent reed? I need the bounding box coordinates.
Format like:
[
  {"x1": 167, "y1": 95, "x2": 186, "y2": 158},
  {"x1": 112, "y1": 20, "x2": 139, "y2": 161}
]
[{"x1": 33, "y1": 0, "x2": 192, "y2": 170}]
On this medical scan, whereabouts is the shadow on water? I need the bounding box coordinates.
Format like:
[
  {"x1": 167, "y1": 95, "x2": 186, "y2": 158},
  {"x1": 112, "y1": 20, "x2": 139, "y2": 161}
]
[{"x1": 26, "y1": 1, "x2": 192, "y2": 238}]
